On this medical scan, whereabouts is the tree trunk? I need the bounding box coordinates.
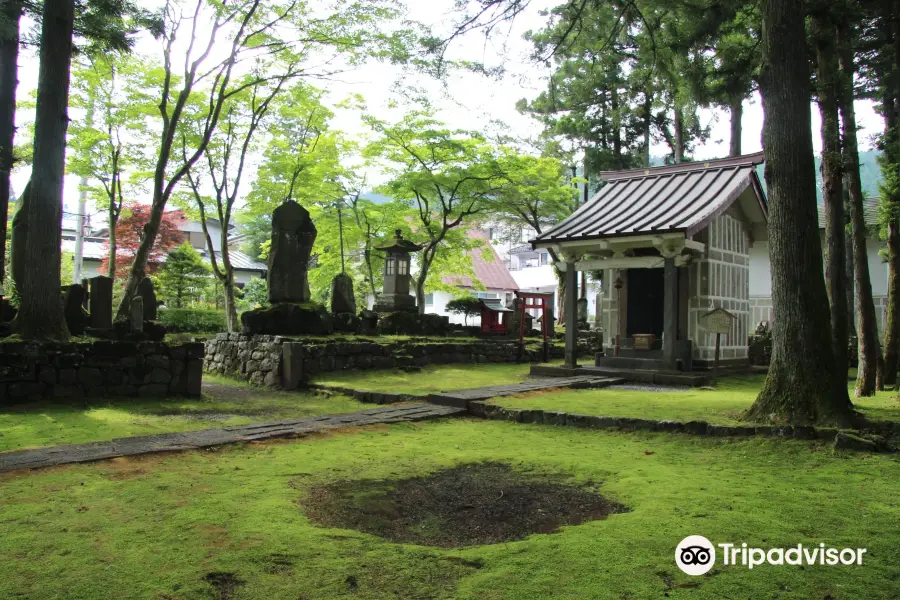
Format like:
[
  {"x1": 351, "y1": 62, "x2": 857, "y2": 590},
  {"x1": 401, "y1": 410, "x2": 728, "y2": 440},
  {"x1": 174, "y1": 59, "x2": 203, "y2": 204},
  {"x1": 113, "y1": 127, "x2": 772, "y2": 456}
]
[
  {"x1": 416, "y1": 245, "x2": 436, "y2": 315},
  {"x1": 729, "y1": 94, "x2": 743, "y2": 157},
  {"x1": 844, "y1": 188, "x2": 856, "y2": 338},
  {"x1": 0, "y1": 0, "x2": 21, "y2": 289},
  {"x1": 643, "y1": 94, "x2": 652, "y2": 167},
  {"x1": 880, "y1": 0, "x2": 900, "y2": 386},
  {"x1": 813, "y1": 12, "x2": 849, "y2": 380},
  {"x1": 745, "y1": 0, "x2": 853, "y2": 426},
  {"x1": 611, "y1": 84, "x2": 622, "y2": 167},
  {"x1": 224, "y1": 271, "x2": 238, "y2": 332},
  {"x1": 838, "y1": 23, "x2": 882, "y2": 394},
  {"x1": 107, "y1": 207, "x2": 117, "y2": 279},
  {"x1": 673, "y1": 106, "x2": 684, "y2": 163},
  {"x1": 13, "y1": 0, "x2": 73, "y2": 340}
]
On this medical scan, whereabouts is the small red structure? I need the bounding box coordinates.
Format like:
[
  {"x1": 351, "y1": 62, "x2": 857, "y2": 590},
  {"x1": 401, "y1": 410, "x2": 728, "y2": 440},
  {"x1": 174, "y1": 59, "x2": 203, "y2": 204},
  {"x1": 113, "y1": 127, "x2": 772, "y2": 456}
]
[
  {"x1": 515, "y1": 291, "x2": 554, "y2": 344},
  {"x1": 479, "y1": 298, "x2": 512, "y2": 334}
]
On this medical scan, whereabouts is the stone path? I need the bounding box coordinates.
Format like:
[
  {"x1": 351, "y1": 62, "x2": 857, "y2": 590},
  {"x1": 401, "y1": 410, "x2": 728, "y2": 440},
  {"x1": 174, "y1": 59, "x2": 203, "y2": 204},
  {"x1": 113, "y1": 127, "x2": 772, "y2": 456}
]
[
  {"x1": 426, "y1": 376, "x2": 624, "y2": 408},
  {"x1": 0, "y1": 403, "x2": 464, "y2": 474}
]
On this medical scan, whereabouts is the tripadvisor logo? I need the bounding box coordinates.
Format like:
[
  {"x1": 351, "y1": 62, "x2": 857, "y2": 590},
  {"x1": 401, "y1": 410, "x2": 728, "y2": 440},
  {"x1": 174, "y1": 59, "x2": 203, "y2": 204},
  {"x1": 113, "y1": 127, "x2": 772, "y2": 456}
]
[{"x1": 675, "y1": 536, "x2": 867, "y2": 575}]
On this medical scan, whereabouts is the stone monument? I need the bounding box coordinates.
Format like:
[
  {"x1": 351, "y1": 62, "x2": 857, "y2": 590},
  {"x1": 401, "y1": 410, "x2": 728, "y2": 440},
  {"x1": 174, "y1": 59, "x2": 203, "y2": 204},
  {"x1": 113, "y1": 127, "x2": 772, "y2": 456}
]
[
  {"x1": 130, "y1": 296, "x2": 144, "y2": 333},
  {"x1": 267, "y1": 200, "x2": 316, "y2": 304},
  {"x1": 89, "y1": 276, "x2": 113, "y2": 330},
  {"x1": 373, "y1": 230, "x2": 422, "y2": 313},
  {"x1": 63, "y1": 283, "x2": 90, "y2": 335},
  {"x1": 138, "y1": 277, "x2": 158, "y2": 321},
  {"x1": 240, "y1": 201, "x2": 333, "y2": 335},
  {"x1": 330, "y1": 273, "x2": 356, "y2": 314}
]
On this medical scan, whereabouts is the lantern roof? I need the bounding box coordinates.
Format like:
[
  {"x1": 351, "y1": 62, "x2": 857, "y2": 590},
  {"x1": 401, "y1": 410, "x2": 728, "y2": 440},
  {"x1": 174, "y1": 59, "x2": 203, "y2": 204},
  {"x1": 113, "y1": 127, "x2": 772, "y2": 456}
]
[{"x1": 376, "y1": 229, "x2": 423, "y2": 253}]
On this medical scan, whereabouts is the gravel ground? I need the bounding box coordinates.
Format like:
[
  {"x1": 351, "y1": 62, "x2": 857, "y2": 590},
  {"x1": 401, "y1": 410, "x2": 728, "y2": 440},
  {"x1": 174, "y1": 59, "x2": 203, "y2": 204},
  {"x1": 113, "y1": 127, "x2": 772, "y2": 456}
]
[{"x1": 607, "y1": 383, "x2": 692, "y2": 393}]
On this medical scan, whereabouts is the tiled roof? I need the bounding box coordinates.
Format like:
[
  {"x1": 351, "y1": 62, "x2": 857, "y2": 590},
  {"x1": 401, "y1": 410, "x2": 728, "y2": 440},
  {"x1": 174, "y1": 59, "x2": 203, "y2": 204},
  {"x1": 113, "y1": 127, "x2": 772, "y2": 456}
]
[
  {"x1": 443, "y1": 230, "x2": 519, "y2": 291},
  {"x1": 816, "y1": 198, "x2": 880, "y2": 229},
  {"x1": 534, "y1": 152, "x2": 766, "y2": 244}
]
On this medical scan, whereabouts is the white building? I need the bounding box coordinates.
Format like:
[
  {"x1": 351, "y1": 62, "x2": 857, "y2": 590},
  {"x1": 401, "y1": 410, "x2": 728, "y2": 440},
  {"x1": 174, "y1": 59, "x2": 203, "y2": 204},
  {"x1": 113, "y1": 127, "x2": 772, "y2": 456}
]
[
  {"x1": 749, "y1": 199, "x2": 888, "y2": 331},
  {"x1": 61, "y1": 210, "x2": 266, "y2": 286}
]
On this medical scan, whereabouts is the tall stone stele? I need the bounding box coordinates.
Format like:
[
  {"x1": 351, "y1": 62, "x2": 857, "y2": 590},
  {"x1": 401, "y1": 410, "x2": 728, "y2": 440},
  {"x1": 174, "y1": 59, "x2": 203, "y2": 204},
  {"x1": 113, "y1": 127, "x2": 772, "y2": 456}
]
[
  {"x1": 268, "y1": 200, "x2": 316, "y2": 303},
  {"x1": 240, "y1": 200, "x2": 333, "y2": 335},
  {"x1": 373, "y1": 230, "x2": 423, "y2": 313}
]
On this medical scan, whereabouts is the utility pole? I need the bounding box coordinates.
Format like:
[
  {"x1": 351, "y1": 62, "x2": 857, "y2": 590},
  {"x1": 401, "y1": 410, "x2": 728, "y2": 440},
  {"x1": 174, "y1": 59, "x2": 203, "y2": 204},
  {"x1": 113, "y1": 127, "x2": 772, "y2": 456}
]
[
  {"x1": 73, "y1": 100, "x2": 94, "y2": 284},
  {"x1": 72, "y1": 179, "x2": 88, "y2": 283}
]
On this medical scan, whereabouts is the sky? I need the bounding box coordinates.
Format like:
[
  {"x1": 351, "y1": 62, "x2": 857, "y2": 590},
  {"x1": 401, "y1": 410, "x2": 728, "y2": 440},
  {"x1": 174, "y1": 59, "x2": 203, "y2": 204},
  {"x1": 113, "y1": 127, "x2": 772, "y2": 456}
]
[{"x1": 9, "y1": 0, "x2": 888, "y2": 227}]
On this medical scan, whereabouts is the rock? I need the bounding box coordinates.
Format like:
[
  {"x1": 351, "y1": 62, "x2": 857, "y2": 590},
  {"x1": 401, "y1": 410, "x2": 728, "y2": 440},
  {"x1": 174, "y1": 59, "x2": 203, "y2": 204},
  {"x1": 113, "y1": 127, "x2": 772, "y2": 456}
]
[
  {"x1": 377, "y1": 311, "x2": 421, "y2": 335},
  {"x1": 63, "y1": 284, "x2": 90, "y2": 335},
  {"x1": 358, "y1": 310, "x2": 378, "y2": 335},
  {"x1": 833, "y1": 431, "x2": 879, "y2": 452},
  {"x1": 268, "y1": 200, "x2": 316, "y2": 303},
  {"x1": 330, "y1": 273, "x2": 356, "y2": 314},
  {"x1": 137, "y1": 277, "x2": 158, "y2": 321},
  {"x1": 333, "y1": 312, "x2": 360, "y2": 333},
  {"x1": 241, "y1": 302, "x2": 333, "y2": 335}
]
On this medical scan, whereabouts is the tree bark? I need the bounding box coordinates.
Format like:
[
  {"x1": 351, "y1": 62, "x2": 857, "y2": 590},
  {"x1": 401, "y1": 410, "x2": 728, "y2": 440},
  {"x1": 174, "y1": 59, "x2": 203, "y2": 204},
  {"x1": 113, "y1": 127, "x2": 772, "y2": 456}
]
[
  {"x1": 673, "y1": 105, "x2": 684, "y2": 163},
  {"x1": 13, "y1": 0, "x2": 73, "y2": 340},
  {"x1": 643, "y1": 94, "x2": 652, "y2": 167},
  {"x1": 107, "y1": 204, "x2": 117, "y2": 279},
  {"x1": 844, "y1": 188, "x2": 856, "y2": 338},
  {"x1": 0, "y1": 0, "x2": 21, "y2": 289},
  {"x1": 837, "y1": 22, "x2": 882, "y2": 394},
  {"x1": 880, "y1": 0, "x2": 900, "y2": 385},
  {"x1": 729, "y1": 94, "x2": 743, "y2": 157},
  {"x1": 812, "y1": 12, "x2": 849, "y2": 380},
  {"x1": 745, "y1": 0, "x2": 853, "y2": 426}
]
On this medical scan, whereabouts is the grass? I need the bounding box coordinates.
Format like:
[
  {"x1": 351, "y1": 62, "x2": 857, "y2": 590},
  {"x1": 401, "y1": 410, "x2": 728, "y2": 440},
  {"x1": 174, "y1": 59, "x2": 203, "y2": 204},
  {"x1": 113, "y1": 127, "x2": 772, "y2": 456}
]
[
  {"x1": 492, "y1": 373, "x2": 900, "y2": 425},
  {"x1": 311, "y1": 363, "x2": 534, "y2": 395},
  {"x1": 0, "y1": 419, "x2": 898, "y2": 599},
  {"x1": 0, "y1": 375, "x2": 365, "y2": 452}
]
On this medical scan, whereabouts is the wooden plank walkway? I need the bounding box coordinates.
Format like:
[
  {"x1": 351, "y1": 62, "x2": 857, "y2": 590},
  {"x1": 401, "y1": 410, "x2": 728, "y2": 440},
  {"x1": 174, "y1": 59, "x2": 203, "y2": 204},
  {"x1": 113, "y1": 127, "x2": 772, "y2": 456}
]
[
  {"x1": 426, "y1": 376, "x2": 624, "y2": 408},
  {"x1": 0, "y1": 403, "x2": 464, "y2": 474}
]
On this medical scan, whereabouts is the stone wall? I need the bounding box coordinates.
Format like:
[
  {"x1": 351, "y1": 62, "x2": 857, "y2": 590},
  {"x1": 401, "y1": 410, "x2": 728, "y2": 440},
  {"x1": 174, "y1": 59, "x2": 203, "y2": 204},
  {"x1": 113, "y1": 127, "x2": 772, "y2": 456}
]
[
  {"x1": 0, "y1": 341, "x2": 204, "y2": 403},
  {"x1": 204, "y1": 334, "x2": 591, "y2": 388}
]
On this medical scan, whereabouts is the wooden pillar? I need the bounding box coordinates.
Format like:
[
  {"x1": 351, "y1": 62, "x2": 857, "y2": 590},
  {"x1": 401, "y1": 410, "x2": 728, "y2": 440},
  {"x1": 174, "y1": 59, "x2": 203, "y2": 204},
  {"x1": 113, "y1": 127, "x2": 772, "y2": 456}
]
[
  {"x1": 565, "y1": 262, "x2": 579, "y2": 368},
  {"x1": 663, "y1": 257, "x2": 678, "y2": 369}
]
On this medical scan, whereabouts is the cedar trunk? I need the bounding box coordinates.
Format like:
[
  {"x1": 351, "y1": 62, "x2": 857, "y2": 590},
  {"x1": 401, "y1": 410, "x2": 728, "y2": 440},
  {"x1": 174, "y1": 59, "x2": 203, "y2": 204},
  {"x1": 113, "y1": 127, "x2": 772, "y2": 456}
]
[
  {"x1": 838, "y1": 24, "x2": 882, "y2": 394},
  {"x1": 0, "y1": 0, "x2": 20, "y2": 287},
  {"x1": 813, "y1": 13, "x2": 849, "y2": 379},
  {"x1": 673, "y1": 106, "x2": 684, "y2": 163},
  {"x1": 729, "y1": 94, "x2": 743, "y2": 157},
  {"x1": 881, "y1": 0, "x2": 900, "y2": 385},
  {"x1": 844, "y1": 189, "x2": 856, "y2": 338},
  {"x1": 745, "y1": 0, "x2": 853, "y2": 426},
  {"x1": 14, "y1": 0, "x2": 73, "y2": 340}
]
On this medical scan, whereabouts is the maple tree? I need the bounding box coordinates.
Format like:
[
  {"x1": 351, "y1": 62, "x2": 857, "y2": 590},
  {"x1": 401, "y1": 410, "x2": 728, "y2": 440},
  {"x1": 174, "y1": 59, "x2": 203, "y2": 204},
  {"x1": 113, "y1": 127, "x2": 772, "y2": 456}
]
[{"x1": 101, "y1": 203, "x2": 183, "y2": 282}]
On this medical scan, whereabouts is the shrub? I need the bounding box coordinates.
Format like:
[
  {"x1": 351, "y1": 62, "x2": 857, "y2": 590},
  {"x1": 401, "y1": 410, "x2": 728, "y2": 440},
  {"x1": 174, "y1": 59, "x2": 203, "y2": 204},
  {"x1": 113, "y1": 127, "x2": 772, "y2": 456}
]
[
  {"x1": 445, "y1": 296, "x2": 482, "y2": 326},
  {"x1": 157, "y1": 307, "x2": 226, "y2": 333}
]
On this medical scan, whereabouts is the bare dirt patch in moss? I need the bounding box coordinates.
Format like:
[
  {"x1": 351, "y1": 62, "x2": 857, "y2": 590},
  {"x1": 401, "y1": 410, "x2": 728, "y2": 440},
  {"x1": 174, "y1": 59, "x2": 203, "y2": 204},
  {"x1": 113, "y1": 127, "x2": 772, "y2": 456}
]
[{"x1": 302, "y1": 462, "x2": 627, "y2": 547}]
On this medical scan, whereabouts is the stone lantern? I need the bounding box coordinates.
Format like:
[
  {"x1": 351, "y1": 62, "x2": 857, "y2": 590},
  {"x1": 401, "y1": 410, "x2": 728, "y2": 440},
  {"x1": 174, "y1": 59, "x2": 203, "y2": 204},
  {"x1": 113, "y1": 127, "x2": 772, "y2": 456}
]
[{"x1": 373, "y1": 229, "x2": 422, "y2": 313}]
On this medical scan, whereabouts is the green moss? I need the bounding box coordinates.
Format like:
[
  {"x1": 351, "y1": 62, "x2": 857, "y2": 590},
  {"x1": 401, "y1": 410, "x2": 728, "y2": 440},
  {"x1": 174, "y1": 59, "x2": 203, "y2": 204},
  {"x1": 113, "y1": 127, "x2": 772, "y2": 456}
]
[
  {"x1": 492, "y1": 373, "x2": 900, "y2": 424},
  {"x1": 312, "y1": 363, "x2": 533, "y2": 394},
  {"x1": 0, "y1": 377, "x2": 365, "y2": 452},
  {"x1": 1, "y1": 420, "x2": 898, "y2": 598}
]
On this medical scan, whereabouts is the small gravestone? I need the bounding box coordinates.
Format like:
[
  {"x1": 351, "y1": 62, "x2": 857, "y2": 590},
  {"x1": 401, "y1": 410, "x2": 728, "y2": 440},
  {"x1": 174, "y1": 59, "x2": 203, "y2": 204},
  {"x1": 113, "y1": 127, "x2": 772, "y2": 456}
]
[
  {"x1": 330, "y1": 273, "x2": 356, "y2": 314},
  {"x1": 130, "y1": 296, "x2": 144, "y2": 333},
  {"x1": 89, "y1": 276, "x2": 113, "y2": 330},
  {"x1": 268, "y1": 200, "x2": 316, "y2": 304},
  {"x1": 63, "y1": 284, "x2": 89, "y2": 335},
  {"x1": 137, "y1": 277, "x2": 157, "y2": 321}
]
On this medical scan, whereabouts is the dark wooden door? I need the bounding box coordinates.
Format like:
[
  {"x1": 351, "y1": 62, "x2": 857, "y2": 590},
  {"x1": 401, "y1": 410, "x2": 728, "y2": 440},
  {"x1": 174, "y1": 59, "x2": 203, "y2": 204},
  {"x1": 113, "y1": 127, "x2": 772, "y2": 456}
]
[{"x1": 627, "y1": 268, "x2": 665, "y2": 337}]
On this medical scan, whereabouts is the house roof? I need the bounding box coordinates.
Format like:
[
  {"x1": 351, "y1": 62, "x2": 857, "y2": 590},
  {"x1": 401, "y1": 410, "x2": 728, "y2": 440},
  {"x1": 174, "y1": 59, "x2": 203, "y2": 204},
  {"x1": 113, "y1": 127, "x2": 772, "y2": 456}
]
[
  {"x1": 444, "y1": 230, "x2": 519, "y2": 292},
  {"x1": 60, "y1": 237, "x2": 267, "y2": 273},
  {"x1": 816, "y1": 198, "x2": 880, "y2": 229},
  {"x1": 534, "y1": 152, "x2": 767, "y2": 245}
]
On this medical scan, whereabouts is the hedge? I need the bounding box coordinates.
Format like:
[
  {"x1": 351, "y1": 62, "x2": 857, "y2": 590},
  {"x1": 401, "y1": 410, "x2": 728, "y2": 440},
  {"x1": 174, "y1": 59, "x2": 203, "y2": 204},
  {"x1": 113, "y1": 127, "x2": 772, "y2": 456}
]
[{"x1": 157, "y1": 308, "x2": 226, "y2": 333}]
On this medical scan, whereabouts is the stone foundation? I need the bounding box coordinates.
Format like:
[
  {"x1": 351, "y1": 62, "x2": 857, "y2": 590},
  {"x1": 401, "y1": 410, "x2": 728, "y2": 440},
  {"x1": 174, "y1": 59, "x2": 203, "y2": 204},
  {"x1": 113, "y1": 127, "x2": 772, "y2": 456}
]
[
  {"x1": 204, "y1": 333, "x2": 591, "y2": 388},
  {"x1": 0, "y1": 340, "x2": 204, "y2": 403}
]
